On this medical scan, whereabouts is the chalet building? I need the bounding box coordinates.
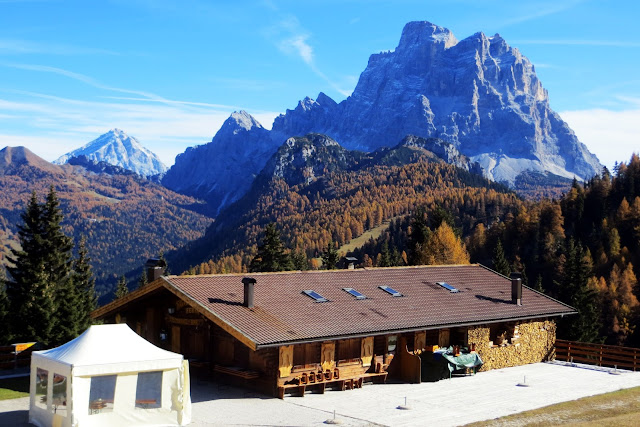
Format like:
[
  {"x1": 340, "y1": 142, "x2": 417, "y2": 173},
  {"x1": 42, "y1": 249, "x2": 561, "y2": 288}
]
[{"x1": 92, "y1": 264, "x2": 576, "y2": 398}]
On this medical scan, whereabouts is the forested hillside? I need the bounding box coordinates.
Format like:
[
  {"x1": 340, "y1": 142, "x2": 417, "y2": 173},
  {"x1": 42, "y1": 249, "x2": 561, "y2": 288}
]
[
  {"x1": 353, "y1": 154, "x2": 640, "y2": 346},
  {"x1": 170, "y1": 134, "x2": 523, "y2": 275},
  {"x1": 0, "y1": 147, "x2": 212, "y2": 297}
]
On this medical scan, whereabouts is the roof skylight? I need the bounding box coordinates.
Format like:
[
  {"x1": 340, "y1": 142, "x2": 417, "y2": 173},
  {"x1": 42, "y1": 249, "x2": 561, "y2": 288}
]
[
  {"x1": 436, "y1": 281, "x2": 459, "y2": 293},
  {"x1": 302, "y1": 290, "x2": 328, "y2": 302},
  {"x1": 379, "y1": 285, "x2": 402, "y2": 297},
  {"x1": 343, "y1": 287, "x2": 367, "y2": 299}
]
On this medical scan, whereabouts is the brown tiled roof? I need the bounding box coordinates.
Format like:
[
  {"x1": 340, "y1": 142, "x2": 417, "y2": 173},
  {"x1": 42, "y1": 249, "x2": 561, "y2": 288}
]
[{"x1": 163, "y1": 264, "x2": 575, "y2": 348}]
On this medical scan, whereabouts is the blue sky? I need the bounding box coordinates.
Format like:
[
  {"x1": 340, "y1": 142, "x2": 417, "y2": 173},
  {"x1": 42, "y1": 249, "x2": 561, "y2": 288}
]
[{"x1": 0, "y1": 0, "x2": 638, "y2": 169}]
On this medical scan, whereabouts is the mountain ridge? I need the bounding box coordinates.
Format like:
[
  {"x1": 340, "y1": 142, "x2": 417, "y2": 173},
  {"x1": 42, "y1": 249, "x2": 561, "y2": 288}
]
[{"x1": 162, "y1": 20, "x2": 600, "y2": 215}]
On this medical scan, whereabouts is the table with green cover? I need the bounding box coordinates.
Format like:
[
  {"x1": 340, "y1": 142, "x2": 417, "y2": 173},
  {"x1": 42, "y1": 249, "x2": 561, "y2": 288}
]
[{"x1": 420, "y1": 348, "x2": 484, "y2": 382}]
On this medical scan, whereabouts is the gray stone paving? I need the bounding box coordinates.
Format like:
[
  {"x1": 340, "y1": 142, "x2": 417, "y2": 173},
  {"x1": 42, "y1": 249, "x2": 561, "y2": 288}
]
[{"x1": 3, "y1": 361, "x2": 640, "y2": 426}]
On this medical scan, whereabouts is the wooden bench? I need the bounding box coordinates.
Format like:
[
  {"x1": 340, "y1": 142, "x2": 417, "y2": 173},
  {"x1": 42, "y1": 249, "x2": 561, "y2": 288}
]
[{"x1": 213, "y1": 365, "x2": 259, "y2": 380}]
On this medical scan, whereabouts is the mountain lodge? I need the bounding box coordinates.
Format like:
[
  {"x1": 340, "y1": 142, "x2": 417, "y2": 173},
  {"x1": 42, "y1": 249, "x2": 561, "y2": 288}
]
[{"x1": 92, "y1": 264, "x2": 575, "y2": 398}]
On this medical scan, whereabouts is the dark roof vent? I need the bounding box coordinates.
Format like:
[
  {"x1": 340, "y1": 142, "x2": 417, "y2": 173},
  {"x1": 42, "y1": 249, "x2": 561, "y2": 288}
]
[
  {"x1": 145, "y1": 258, "x2": 167, "y2": 282},
  {"x1": 242, "y1": 277, "x2": 256, "y2": 309},
  {"x1": 510, "y1": 272, "x2": 522, "y2": 306}
]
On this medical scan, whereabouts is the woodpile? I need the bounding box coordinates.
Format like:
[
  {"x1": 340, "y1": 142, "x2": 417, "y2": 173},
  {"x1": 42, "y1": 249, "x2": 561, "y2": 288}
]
[{"x1": 467, "y1": 320, "x2": 556, "y2": 371}]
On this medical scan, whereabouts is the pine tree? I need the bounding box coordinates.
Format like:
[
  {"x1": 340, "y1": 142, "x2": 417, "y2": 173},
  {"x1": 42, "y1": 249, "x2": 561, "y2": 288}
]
[
  {"x1": 73, "y1": 236, "x2": 97, "y2": 332},
  {"x1": 6, "y1": 191, "x2": 56, "y2": 345},
  {"x1": 138, "y1": 268, "x2": 148, "y2": 289},
  {"x1": 322, "y1": 242, "x2": 340, "y2": 269},
  {"x1": 115, "y1": 275, "x2": 129, "y2": 299},
  {"x1": 0, "y1": 268, "x2": 10, "y2": 343},
  {"x1": 44, "y1": 187, "x2": 78, "y2": 345},
  {"x1": 492, "y1": 240, "x2": 511, "y2": 276},
  {"x1": 409, "y1": 207, "x2": 431, "y2": 265},
  {"x1": 556, "y1": 240, "x2": 601, "y2": 342},
  {"x1": 249, "y1": 223, "x2": 294, "y2": 272},
  {"x1": 378, "y1": 241, "x2": 392, "y2": 267},
  {"x1": 291, "y1": 250, "x2": 309, "y2": 271}
]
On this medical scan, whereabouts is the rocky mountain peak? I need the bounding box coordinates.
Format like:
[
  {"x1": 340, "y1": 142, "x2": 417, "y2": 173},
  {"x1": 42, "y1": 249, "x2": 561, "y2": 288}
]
[
  {"x1": 216, "y1": 110, "x2": 264, "y2": 139},
  {"x1": 271, "y1": 21, "x2": 600, "y2": 186},
  {"x1": 397, "y1": 21, "x2": 458, "y2": 51},
  {"x1": 54, "y1": 129, "x2": 167, "y2": 177}
]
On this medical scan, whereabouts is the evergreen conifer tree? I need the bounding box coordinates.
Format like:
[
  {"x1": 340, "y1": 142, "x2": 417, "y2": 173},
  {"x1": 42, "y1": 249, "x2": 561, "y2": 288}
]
[
  {"x1": 492, "y1": 240, "x2": 511, "y2": 276},
  {"x1": 0, "y1": 268, "x2": 10, "y2": 343},
  {"x1": 73, "y1": 236, "x2": 97, "y2": 332},
  {"x1": 556, "y1": 240, "x2": 601, "y2": 342},
  {"x1": 6, "y1": 192, "x2": 57, "y2": 345},
  {"x1": 249, "y1": 224, "x2": 294, "y2": 272},
  {"x1": 378, "y1": 241, "x2": 392, "y2": 267},
  {"x1": 138, "y1": 268, "x2": 148, "y2": 289},
  {"x1": 291, "y1": 250, "x2": 309, "y2": 271},
  {"x1": 115, "y1": 275, "x2": 129, "y2": 299},
  {"x1": 321, "y1": 241, "x2": 340, "y2": 269},
  {"x1": 42, "y1": 187, "x2": 77, "y2": 345}
]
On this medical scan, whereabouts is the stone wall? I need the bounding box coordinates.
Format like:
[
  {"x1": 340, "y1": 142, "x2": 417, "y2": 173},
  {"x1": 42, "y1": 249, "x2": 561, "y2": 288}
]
[{"x1": 467, "y1": 319, "x2": 556, "y2": 371}]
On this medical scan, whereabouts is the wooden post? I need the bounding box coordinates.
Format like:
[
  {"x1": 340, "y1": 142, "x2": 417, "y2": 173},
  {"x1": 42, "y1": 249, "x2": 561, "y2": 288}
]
[
  {"x1": 321, "y1": 341, "x2": 335, "y2": 372},
  {"x1": 171, "y1": 325, "x2": 180, "y2": 353},
  {"x1": 361, "y1": 337, "x2": 373, "y2": 368},
  {"x1": 278, "y1": 345, "x2": 293, "y2": 378}
]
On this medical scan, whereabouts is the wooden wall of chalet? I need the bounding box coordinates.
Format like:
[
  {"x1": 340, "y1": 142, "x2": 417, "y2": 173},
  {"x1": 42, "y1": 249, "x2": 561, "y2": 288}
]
[{"x1": 467, "y1": 319, "x2": 556, "y2": 371}]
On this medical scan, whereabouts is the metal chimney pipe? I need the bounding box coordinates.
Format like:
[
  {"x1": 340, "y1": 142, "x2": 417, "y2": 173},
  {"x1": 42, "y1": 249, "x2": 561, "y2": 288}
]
[
  {"x1": 510, "y1": 272, "x2": 522, "y2": 306},
  {"x1": 242, "y1": 277, "x2": 256, "y2": 309}
]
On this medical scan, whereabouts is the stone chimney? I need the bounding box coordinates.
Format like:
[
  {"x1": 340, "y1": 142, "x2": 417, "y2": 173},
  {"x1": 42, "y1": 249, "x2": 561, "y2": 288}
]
[
  {"x1": 510, "y1": 272, "x2": 522, "y2": 306},
  {"x1": 242, "y1": 277, "x2": 256, "y2": 309},
  {"x1": 145, "y1": 258, "x2": 167, "y2": 282},
  {"x1": 345, "y1": 257, "x2": 358, "y2": 270}
]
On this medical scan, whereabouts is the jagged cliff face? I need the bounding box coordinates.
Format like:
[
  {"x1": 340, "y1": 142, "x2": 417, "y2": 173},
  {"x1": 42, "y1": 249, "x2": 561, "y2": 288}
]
[
  {"x1": 162, "y1": 111, "x2": 281, "y2": 214},
  {"x1": 272, "y1": 21, "x2": 601, "y2": 185},
  {"x1": 54, "y1": 129, "x2": 167, "y2": 177}
]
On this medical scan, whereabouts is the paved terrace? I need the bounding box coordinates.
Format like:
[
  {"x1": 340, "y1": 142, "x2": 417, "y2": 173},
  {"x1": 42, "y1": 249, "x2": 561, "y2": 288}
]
[{"x1": 2, "y1": 361, "x2": 640, "y2": 426}]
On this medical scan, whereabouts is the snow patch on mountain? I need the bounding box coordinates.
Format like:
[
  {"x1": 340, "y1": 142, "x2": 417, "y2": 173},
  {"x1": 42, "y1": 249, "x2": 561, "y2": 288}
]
[{"x1": 54, "y1": 129, "x2": 167, "y2": 177}]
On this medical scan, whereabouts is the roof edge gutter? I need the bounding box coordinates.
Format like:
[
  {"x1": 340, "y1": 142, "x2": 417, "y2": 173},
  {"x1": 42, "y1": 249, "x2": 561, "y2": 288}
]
[{"x1": 254, "y1": 311, "x2": 577, "y2": 350}]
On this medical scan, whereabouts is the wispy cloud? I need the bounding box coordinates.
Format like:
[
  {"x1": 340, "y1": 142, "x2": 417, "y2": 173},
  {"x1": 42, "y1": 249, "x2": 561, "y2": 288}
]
[
  {"x1": 267, "y1": 15, "x2": 353, "y2": 97},
  {"x1": 500, "y1": 0, "x2": 584, "y2": 28},
  {"x1": 3, "y1": 63, "x2": 175, "y2": 105},
  {"x1": 0, "y1": 39, "x2": 118, "y2": 55},
  {"x1": 279, "y1": 34, "x2": 314, "y2": 65},
  {"x1": 0, "y1": 85, "x2": 280, "y2": 165}
]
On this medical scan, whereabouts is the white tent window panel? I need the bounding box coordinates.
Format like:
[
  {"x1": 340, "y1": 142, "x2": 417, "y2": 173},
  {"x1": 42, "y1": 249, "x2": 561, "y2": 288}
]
[
  {"x1": 136, "y1": 371, "x2": 163, "y2": 409},
  {"x1": 89, "y1": 375, "x2": 117, "y2": 414},
  {"x1": 52, "y1": 373, "x2": 67, "y2": 417},
  {"x1": 35, "y1": 368, "x2": 48, "y2": 410}
]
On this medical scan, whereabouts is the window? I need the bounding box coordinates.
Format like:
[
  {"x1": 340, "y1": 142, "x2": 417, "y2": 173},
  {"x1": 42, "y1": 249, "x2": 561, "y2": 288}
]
[
  {"x1": 343, "y1": 287, "x2": 367, "y2": 299},
  {"x1": 293, "y1": 342, "x2": 320, "y2": 367},
  {"x1": 35, "y1": 368, "x2": 48, "y2": 410},
  {"x1": 135, "y1": 371, "x2": 162, "y2": 409},
  {"x1": 89, "y1": 375, "x2": 117, "y2": 414},
  {"x1": 52, "y1": 373, "x2": 67, "y2": 416},
  {"x1": 379, "y1": 285, "x2": 402, "y2": 297},
  {"x1": 436, "y1": 281, "x2": 459, "y2": 293},
  {"x1": 302, "y1": 290, "x2": 328, "y2": 302},
  {"x1": 387, "y1": 335, "x2": 398, "y2": 353},
  {"x1": 337, "y1": 338, "x2": 361, "y2": 361}
]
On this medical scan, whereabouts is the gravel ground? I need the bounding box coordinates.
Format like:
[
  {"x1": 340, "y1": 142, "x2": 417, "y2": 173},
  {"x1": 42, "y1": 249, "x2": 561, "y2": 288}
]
[{"x1": 3, "y1": 361, "x2": 640, "y2": 426}]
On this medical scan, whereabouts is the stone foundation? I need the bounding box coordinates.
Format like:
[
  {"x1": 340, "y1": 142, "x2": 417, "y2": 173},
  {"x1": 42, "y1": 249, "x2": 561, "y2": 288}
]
[{"x1": 467, "y1": 320, "x2": 556, "y2": 371}]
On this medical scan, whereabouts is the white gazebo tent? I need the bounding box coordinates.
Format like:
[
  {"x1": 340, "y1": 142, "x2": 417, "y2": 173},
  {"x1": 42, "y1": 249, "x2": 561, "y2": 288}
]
[{"x1": 29, "y1": 324, "x2": 191, "y2": 427}]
